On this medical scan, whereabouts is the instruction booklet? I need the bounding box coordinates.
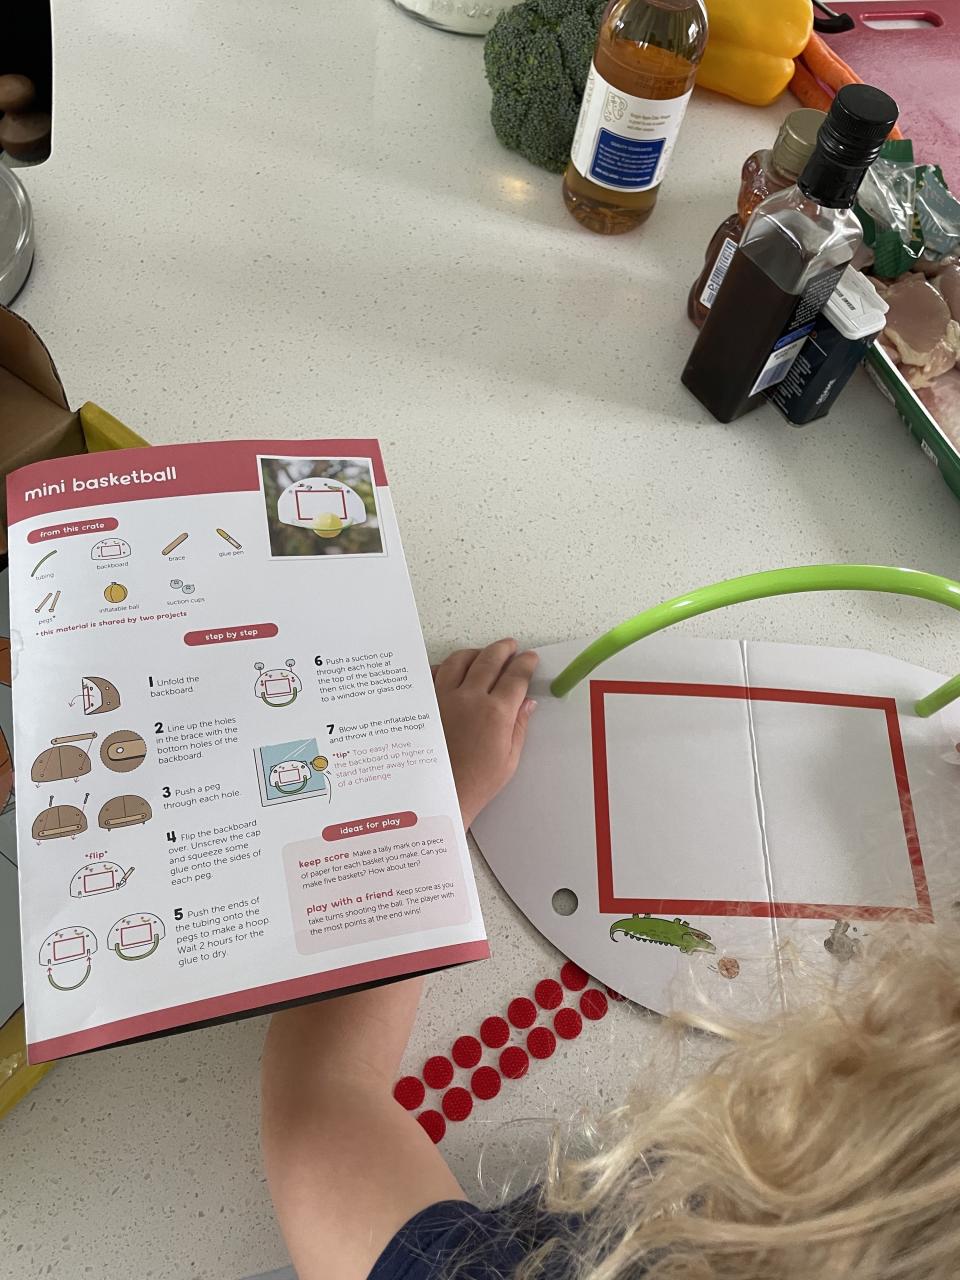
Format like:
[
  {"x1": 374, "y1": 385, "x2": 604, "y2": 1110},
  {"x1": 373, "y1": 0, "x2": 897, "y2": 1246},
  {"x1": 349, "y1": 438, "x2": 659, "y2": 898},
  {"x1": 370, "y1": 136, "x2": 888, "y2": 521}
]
[{"x1": 7, "y1": 440, "x2": 487, "y2": 1063}]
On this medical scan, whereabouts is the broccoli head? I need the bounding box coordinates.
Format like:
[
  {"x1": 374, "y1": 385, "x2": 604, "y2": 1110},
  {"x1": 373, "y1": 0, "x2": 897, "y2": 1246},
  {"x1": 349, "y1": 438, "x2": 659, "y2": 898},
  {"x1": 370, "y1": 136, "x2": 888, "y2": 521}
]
[{"x1": 484, "y1": 0, "x2": 607, "y2": 175}]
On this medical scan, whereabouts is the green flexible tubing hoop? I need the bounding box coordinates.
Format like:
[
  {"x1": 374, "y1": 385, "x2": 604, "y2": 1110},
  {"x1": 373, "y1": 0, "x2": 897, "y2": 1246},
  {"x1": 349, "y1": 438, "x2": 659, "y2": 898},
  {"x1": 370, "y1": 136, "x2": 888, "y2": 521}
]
[{"x1": 549, "y1": 565, "x2": 960, "y2": 719}]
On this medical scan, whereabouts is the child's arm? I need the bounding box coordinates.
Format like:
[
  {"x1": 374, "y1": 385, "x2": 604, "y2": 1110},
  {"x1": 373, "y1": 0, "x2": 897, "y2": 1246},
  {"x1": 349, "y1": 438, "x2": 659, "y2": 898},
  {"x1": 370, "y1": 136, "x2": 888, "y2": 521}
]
[{"x1": 261, "y1": 639, "x2": 538, "y2": 1280}]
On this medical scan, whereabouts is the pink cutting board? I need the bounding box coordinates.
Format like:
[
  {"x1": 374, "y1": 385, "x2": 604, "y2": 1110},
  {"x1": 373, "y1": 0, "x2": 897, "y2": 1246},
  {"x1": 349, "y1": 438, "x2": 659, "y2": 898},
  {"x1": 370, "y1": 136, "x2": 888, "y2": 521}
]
[{"x1": 823, "y1": 4, "x2": 960, "y2": 183}]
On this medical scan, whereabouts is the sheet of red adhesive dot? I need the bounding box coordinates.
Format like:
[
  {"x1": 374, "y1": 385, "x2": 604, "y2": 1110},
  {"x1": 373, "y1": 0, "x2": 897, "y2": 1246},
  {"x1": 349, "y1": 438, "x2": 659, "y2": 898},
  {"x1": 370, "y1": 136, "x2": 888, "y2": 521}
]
[
  {"x1": 580, "y1": 989, "x2": 609, "y2": 1021},
  {"x1": 499, "y1": 1046, "x2": 529, "y2": 1079},
  {"x1": 534, "y1": 978, "x2": 563, "y2": 1009},
  {"x1": 442, "y1": 1087, "x2": 474, "y2": 1122},
  {"x1": 554, "y1": 1007, "x2": 583, "y2": 1040},
  {"x1": 507, "y1": 997, "x2": 537, "y2": 1029},
  {"x1": 527, "y1": 1026, "x2": 556, "y2": 1060},
  {"x1": 560, "y1": 961, "x2": 589, "y2": 991},
  {"x1": 480, "y1": 1015, "x2": 510, "y2": 1049},
  {"x1": 394, "y1": 1076, "x2": 425, "y2": 1111},
  {"x1": 407, "y1": 960, "x2": 623, "y2": 1144},
  {"x1": 452, "y1": 1035, "x2": 482, "y2": 1069},
  {"x1": 418, "y1": 1110, "x2": 446, "y2": 1144},
  {"x1": 471, "y1": 1066, "x2": 502, "y2": 1100},
  {"x1": 423, "y1": 1055, "x2": 454, "y2": 1090}
]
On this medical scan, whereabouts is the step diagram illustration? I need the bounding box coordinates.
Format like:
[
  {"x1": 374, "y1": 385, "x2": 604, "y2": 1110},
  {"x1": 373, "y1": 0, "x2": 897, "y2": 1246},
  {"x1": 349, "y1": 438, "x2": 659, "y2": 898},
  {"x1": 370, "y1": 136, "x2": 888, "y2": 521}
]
[
  {"x1": 253, "y1": 659, "x2": 301, "y2": 707},
  {"x1": 39, "y1": 926, "x2": 96, "y2": 990},
  {"x1": 70, "y1": 862, "x2": 134, "y2": 897},
  {"x1": 108, "y1": 913, "x2": 165, "y2": 961},
  {"x1": 255, "y1": 738, "x2": 332, "y2": 805},
  {"x1": 71, "y1": 675, "x2": 121, "y2": 716},
  {"x1": 32, "y1": 796, "x2": 89, "y2": 841},
  {"x1": 98, "y1": 794, "x2": 152, "y2": 830},
  {"x1": 100, "y1": 730, "x2": 147, "y2": 772},
  {"x1": 30, "y1": 733, "x2": 96, "y2": 783}
]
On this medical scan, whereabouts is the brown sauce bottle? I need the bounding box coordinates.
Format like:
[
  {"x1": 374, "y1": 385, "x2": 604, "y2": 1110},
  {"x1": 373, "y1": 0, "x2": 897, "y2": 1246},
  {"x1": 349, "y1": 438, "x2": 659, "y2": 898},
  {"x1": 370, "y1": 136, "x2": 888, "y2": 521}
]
[{"x1": 681, "y1": 85, "x2": 898, "y2": 423}]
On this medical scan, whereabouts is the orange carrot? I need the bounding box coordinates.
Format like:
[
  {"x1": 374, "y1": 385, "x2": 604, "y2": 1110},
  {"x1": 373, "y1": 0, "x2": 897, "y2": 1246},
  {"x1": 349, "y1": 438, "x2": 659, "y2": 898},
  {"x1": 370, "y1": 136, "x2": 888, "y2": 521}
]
[
  {"x1": 789, "y1": 60, "x2": 834, "y2": 114},
  {"x1": 802, "y1": 32, "x2": 863, "y2": 90},
  {"x1": 795, "y1": 33, "x2": 905, "y2": 140}
]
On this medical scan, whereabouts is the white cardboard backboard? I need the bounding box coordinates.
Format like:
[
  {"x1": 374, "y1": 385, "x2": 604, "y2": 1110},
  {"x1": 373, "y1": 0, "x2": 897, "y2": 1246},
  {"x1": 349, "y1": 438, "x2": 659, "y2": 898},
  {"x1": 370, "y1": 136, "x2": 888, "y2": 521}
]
[{"x1": 472, "y1": 635, "x2": 960, "y2": 1018}]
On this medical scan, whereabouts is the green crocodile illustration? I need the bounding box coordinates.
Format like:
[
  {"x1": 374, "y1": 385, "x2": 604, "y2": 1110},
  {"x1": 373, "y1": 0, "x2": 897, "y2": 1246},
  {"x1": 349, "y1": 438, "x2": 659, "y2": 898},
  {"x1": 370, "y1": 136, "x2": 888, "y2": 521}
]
[{"x1": 609, "y1": 913, "x2": 716, "y2": 954}]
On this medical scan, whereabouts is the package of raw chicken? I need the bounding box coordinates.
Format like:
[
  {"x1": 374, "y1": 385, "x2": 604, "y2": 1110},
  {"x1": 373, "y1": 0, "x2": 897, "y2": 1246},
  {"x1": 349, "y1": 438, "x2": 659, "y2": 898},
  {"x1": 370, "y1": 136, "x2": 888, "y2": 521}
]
[{"x1": 858, "y1": 141, "x2": 960, "y2": 501}]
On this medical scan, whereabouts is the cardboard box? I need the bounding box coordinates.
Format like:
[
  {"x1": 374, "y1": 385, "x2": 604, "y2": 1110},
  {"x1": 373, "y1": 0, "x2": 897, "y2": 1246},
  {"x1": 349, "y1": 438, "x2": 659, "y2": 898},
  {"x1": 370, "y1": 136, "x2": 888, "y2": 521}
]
[
  {"x1": 865, "y1": 344, "x2": 960, "y2": 502},
  {"x1": 0, "y1": 303, "x2": 147, "y2": 1117}
]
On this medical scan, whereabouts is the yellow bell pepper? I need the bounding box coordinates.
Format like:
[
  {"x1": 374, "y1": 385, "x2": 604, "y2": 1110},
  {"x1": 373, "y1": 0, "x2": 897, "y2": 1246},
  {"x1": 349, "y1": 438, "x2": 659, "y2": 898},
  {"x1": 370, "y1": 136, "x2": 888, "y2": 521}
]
[{"x1": 696, "y1": 0, "x2": 814, "y2": 107}]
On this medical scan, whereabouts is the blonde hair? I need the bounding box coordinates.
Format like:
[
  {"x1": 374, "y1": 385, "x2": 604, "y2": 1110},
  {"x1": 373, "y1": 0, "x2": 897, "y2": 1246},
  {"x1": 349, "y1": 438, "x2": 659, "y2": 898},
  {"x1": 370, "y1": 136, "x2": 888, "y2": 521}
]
[{"x1": 508, "y1": 928, "x2": 960, "y2": 1280}]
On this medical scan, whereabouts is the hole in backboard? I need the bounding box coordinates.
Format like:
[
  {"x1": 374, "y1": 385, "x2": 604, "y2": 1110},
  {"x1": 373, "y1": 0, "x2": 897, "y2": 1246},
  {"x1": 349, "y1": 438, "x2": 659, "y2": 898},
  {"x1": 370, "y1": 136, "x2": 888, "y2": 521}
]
[{"x1": 552, "y1": 887, "x2": 579, "y2": 916}]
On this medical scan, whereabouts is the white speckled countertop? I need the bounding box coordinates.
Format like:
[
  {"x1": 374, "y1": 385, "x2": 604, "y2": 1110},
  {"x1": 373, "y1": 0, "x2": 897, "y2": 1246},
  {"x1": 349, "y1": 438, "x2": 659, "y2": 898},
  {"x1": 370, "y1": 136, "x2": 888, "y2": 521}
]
[{"x1": 3, "y1": 3, "x2": 960, "y2": 1278}]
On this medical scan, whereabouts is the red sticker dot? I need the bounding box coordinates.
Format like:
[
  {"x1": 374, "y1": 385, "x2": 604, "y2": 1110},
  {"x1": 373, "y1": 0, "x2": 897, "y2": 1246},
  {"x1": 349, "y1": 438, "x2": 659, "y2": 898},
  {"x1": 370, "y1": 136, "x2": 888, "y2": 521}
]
[
  {"x1": 507, "y1": 997, "x2": 537, "y2": 1029},
  {"x1": 393, "y1": 1076, "x2": 425, "y2": 1111},
  {"x1": 580, "y1": 989, "x2": 609, "y2": 1021},
  {"x1": 560, "y1": 961, "x2": 589, "y2": 991},
  {"x1": 605, "y1": 986, "x2": 626, "y2": 1002},
  {"x1": 554, "y1": 1007, "x2": 583, "y2": 1040},
  {"x1": 441, "y1": 1087, "x2": 473, "y2": 1122},
  {"x1": 527, "y1": 1027, "x2": 556, "y2": 1060},
  {"x1": 499, "y1": 1046, "x2": 530, "y2": 1079},
  {"x1": 452, "y1": 1035, "x2": 482, "y2": 1069},
  {"x1": 534, "y1": 979, "x2": 563, "y2": 1010},
  {"x1": 423, "y1": 1055, "x2": 454, "y2": 1090},
  {"x1": 417, "y1": 1109, "x2": 446, "y2": 1144},
  {"x1": 480, "y1": 1016, "x2": 510, "y2": 1049},
  {"x1": 471, "y1": 1066, "x2": 502, "y2": 1100}
]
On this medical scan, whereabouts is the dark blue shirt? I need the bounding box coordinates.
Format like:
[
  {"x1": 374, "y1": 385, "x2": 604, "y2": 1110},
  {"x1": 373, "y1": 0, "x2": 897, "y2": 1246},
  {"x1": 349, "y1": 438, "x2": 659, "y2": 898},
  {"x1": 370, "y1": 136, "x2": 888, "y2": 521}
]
[{"x1": 369, "y1": 1194, "x2": 577, "y2": 1280}]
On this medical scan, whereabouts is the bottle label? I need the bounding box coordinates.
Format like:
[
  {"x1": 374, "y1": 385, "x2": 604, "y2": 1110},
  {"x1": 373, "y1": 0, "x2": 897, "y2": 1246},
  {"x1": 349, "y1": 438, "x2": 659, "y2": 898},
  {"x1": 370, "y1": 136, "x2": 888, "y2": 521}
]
[
  {"x1": 570, "y1": 63, "x2": 692, "y2": 192},
  {"x1": 699, "y1": 237, "x2": 738, "y2": 310},
  {"x1": 748, "y1": 265, "x2": 845, "y2": 397}
]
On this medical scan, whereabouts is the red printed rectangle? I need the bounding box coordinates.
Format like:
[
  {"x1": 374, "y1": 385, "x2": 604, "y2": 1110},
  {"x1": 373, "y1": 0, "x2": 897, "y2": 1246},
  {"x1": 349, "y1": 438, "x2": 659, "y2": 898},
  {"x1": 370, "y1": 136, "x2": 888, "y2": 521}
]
[
  {"x1": 590, "y1": 680, "x2": 932, "y2": 924},
  {"x1": 295, "y1": 489, "x2": 348, "y2": 522},
  {"x1": 83, "y1": 869, "x2": 117, "y2": 894},
  {"x1": 120, "y1": 922, "x2": 154, "y2": 948},
  {"x1": 264, "y1": 676, "x2": 294, "y2": 697},
  {"x1": 53, "y1": 935, "x2": 87, "y2": 961}
]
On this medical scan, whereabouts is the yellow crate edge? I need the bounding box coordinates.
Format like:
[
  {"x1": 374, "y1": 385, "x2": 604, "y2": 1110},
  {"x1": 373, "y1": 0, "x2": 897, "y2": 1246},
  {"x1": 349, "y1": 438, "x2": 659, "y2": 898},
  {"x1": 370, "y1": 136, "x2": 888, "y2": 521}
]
[
  {"x1": 0, "y1": 1009, "x2": 53, "y2": 1120},
  {"x1": 79, "y1": 401, "x2": 149, "y2": 452}
]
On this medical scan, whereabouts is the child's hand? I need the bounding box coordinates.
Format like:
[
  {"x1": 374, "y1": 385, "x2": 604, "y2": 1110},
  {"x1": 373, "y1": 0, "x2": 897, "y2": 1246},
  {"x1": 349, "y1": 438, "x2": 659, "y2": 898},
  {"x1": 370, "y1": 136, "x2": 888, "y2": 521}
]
[{"x1": 434, "y1": 639, "x2": 538, "y2": 829}]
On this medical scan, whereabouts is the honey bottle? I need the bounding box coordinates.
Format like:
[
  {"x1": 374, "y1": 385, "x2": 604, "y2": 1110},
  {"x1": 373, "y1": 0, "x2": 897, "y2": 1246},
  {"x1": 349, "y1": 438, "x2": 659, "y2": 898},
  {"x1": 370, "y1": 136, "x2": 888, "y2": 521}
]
[
  {"x1": 688, "y1": 108, "x2": 825, "y2": 327},
  {"x1": 563, "y1": 0, "x2": 708, "y2": 235}
]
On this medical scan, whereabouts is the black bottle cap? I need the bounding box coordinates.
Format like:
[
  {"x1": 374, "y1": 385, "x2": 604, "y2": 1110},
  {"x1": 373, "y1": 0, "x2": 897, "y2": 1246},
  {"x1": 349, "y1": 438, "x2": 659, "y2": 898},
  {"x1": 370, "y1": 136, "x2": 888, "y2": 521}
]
[{"x1": 798, "y1": 83, "x2": 899, "y2": 208}]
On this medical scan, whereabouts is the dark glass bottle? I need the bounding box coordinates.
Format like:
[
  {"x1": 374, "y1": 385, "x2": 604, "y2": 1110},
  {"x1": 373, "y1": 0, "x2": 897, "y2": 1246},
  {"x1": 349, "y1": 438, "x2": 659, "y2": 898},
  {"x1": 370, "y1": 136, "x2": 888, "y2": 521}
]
[
  {"x1": 688, "y1": 108, "x2": 825, "y2": 327},
  {"x1": 681, "y1": 85, "x2": 898, "y2": 423}
]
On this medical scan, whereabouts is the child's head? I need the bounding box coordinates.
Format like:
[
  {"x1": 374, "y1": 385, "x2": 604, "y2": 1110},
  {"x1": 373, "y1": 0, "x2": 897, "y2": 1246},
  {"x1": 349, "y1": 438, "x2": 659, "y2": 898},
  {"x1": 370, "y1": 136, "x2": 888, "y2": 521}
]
[{"x1": 522, "y1": 927, "x2": 960, "y2": 1280}]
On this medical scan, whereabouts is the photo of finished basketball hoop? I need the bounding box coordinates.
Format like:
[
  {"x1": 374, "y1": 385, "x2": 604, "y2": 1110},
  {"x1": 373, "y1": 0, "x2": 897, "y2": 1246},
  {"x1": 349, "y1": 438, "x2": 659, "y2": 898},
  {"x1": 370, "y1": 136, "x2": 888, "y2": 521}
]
[{"x1": 258, "y1": 456, "x2": 383, "y2": 558}]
